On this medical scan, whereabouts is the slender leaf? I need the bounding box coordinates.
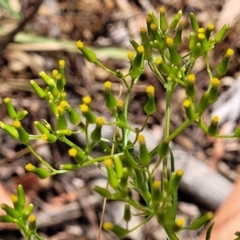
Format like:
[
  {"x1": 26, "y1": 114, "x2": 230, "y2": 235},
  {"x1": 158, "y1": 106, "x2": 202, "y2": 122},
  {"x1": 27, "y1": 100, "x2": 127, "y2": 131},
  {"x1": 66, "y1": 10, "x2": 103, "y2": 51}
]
[{"x1": 205, "y1": 222, "x2": 215, "y2": 240}]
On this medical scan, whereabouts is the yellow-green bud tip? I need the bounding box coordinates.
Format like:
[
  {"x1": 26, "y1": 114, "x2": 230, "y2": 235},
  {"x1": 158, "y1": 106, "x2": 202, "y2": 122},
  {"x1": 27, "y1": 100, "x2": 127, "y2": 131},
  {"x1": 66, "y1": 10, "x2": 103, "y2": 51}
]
[
  {"x1": 207, "y1": 23, "x2": 215, "y2": 30},
  {"x1": 29, "y1": 215, "x2": 36, "y2": 223},
  {"x1": 137, "y1": 45, "x2": 144, "y2": 54},
  {"x1": 150, "y1": 23, "x2": 157, "y2": 30},
  {"x1": 79, "y1": 104, "x2": 89, "y2": 113},
  {"x1": 104, "y1": 81, "x2": 112, "y2": 89},
  {"x1": 103, "y1": 222, "x2": 113, "y2": 230},
  {"x1": 96, "y1": 117, "x2": 105, "y2": 125},
  {"x1": 57, "y1": 105, "x2": 64, "y2": 114},
  {"x1": 211, "y1": 78, "x2": 220, "y2": 87},
  {"x1": 179, "y1": 21, "x2": 184, "y2": 27},
  {"x1": 59, "y1": 60, "x2": 65, "y2": 67},
  {"x1": 153, "y1": 180, "x2": 161, "y2": 188},
  {"x1": 175, "y1": 218, "x2": 185, "y2": 227},
  {"x1": 183, "y1": 99, "x2": 191, "y2": 108},
  {"x1": 83, "y1": 95, "x2": 92, "y2": 104},
  {"x1": 187, "y1": 74, "x2": 196, "y2": 84},
  {"x1": 13, "y1": 120, "x2": 21, "y2": 128},
  {"x1": 76, "y1": 40, "x2": 84, "y2": 49},
  {"x1": 140, "y1": 27, "x2": 146, "y2": 33},
  {"x1": 41, "y1": 134, "x2": 48, "y2": 141},
  {"x1": 56, "y1": 73, "x2": 61, "y2": 80},
  {"x1": 138, "y1": 134, "x2": 145, "y2": 144},
  {"x1": 61, "y1": 92, "x2": 67, "y2": 98},
  {"x1": 206, "y1": 212, "x2": 214, "y2": 220},
  {"x1": 3, "y1": 97, "x2": 10, "y2": 103},
  {"x1": 11, "y1": 194, "x2": 18, "y2": 203},
  {"x1": 212, "y1": 115, "x2": 219, "y2": 124},
  {"x1": 146, "y1": 15, "x2": 152, "y2": 24},
  {"x1": 60, "y1": 100, "x2": 69, "y2": 109},
  {"x1": 159, "y1": 6, "x2": 165, "y2": 14},
  {"x1": 156, "y1": 57, "x2": 163, "y2": 65},
  {"x1": 146, "y1": 85, "x2": 155, "y2": 94},
  {"x1": 166, "y1": 37, "x2": 174, "y2": 47},
  {"x1": 117, "y1": 99, "x2": 123, "y2": 108},
  {"x1": 225, "y1": 48, "x2": 234, "y2": 58},
  {"x1": 25, "y1": 163, "x2": 34, "y2": 171},
  {"x1": 52, "y1": 69, "x2": 58, "y2": 78},
  {"x1": 197, "y1": 28, "x2": 205, "y2": 34},
  {"x1": 117, "y1": 136, "x2": 122, "y2": 142},
  {"x1": 197, "y1": 33, "x2": 205, "y2": 40},
  {"x1": 104, "y1": 158, "x2": 112, "y2": 167},
  {"x1": 176, "y1": 169, "x2": 184, "y2": 177},
  {"x1": 127, "y1": 51, "x2": 135, "y2": 60},
  {"x1": 68, "y1": 148, "x2": 77, "y2": 157}
]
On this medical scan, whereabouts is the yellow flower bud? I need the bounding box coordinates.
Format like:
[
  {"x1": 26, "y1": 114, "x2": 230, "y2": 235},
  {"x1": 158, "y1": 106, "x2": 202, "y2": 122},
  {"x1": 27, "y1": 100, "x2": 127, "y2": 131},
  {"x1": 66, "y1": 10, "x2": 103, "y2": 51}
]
[
  {"x1": 68, "y1": 148, "x2": 77, "y2": 157},
  {"x1": 183, "y1": 99, "x2": 195, "y2": 120},
  {"x1": 127, "y1": 51, "x2": 135, "y2": 60},
  {"x1": 83, "y1": 95, "x2": 92, "y2": 105},
  {"x1": 166, "y1": 37, "x2": 174, "y2": 47},
  {"x1": 13, "y1": 120, "x2": 29, "y2": 144},
  {"x1": 59, "y1": 59, "x2": 65, "y2": 68},
  {"x1": 29, "y1": 215, "x2": 37, "y2": 231},
  {"x1": 76, "y1": 40, "x2": 97, "y2": 63},
  {"x1": 208, "y1": 115, "x2": 219, "y2": 136},
  {"x1": 225, "y1": 48, "x2": 234, "y2": 58},
  {"x1": 104, "y1": 158, "x2": 119, "y2": 189},
  {"x1": 151, "y1": 180, "x2": 161, "y2": 206},
  {"x1": 144, "y1": 85, "x2": 156, "y2": 115},
  {"x1": 173, "y1": 218, "x2": 185, "y2": 232}
]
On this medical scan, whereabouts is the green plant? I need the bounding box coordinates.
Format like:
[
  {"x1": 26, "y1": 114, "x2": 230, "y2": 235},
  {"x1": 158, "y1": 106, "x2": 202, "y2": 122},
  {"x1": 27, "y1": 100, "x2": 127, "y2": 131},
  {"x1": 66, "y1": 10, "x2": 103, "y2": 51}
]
[
  {"x1": 0, "y1": 7, "x2": 236, "y2": 240},
  {"x1": 0, "y1": 185, "x2": 40, "y2": 240}
]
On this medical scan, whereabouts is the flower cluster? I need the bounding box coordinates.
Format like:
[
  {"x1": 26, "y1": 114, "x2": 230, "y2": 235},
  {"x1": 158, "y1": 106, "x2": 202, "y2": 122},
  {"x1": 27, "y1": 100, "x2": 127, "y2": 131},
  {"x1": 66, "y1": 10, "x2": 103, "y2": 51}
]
[
  {"x1": 0, "y1": 185, "x2": 40, "y2": 239},
  {"x1": 0, "y1": 6, "x2": 236, "y2": 240}
]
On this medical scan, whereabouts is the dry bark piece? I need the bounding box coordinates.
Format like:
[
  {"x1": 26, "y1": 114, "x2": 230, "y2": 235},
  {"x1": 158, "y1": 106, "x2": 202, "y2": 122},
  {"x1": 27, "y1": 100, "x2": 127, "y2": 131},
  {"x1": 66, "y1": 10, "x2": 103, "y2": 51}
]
[
  {"x1": 173, "y1": 147, "x2": 233, "y2": 211},
  {"x1": 199, "y1": 177, "x2": 240, "y2": 240}
]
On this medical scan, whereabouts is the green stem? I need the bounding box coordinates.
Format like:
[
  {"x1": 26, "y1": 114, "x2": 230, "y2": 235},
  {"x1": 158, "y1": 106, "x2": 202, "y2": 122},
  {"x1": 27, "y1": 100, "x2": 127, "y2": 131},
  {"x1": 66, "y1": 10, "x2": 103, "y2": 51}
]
[
  {"x1": 80, "y1": 153, "x2": 123, "y2": 168},
  {"x1": 160, "y1": 82, "x2": 173, "y2": 187},
  {"x1": 122, "y1": 84, "x2": 133, "y2": 147},
  {"x1": 149, "y1": 62, "x2": 166, "y2": 87},
  {"x1": 167, "y1": 114, "x2": 199, "y2": 142},
  {"x1": 170, "y1": 148, "x2": 177, "y2": 223},
  {"x1": 149, "y1": 118, "x2": 190, "y2": 157},
  {"x1": 175, "y1": 78, "x2": 185, "y2": 86},
  {"x1": 19, "y1": 221, "x2": 41, "y2": 240},
  {"x1": 95, "y1": 60, "x2": 117, "y2": 76},
  {"x1": 139, "y1": 115, "x2": 150, "y2": 132},
  {"x1": 164, "y1": 82, "x2": 172, "y2": 138},
  {"x1": 121, "y1": 75, "x2": 129, "y2": 88},
  {"x1": 134, "y1": 169, "x2": 151, "y2": 203},
  {"x1": 26, "y1": 144, "x2": 55, "y2": 172},
  {"x1": 128, "y1": 215, "x2": 153, "y2": 233},
  {"x1": 186, "y1": 57, "x2": 195, "y2": 75},
  {"x1": 167, "y1": 119, "x2": 191, "y2": 141},
  {"x1": 19, "y1": 223, "x2": 30, "y2": 239},
  {"x1": 34, "y1": 233, "x2": 42, "y2": 240},
  {"x1": 125, "y1": 197, "x2": 150, "y2": 213},
  {"x1": 163, "y1": 226, "x2": 180, "y2": 240},
  {"x1": 205, "y1": 55, "x2": 213, "y2": 79},
  {"x1": 124, "y1": 86, "x2": 132, "y2": 119},
  {"x1": 151, "y1": 156, "x2": 162, "y2": 175},
  {"x1": 60, "y1": 136, "x2": 86, "y2": 154},
  {"x1": 216, "y1": 134, "x2": 236, "y2": 138},
  {"x1": 196, "y1": 119, "x2": 208, "y2": 133},
  {"x1": 29, "y1": 135, "x2": 42, "y2": 140},
  {"x1": 85, "y1": 122, "x2": 90, "y2": 152}
]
